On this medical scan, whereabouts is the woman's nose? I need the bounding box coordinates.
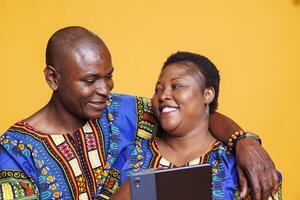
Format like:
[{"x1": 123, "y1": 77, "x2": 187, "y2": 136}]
[{"x1": 159, "y1": 88, "x2": 171, "y2": 101}]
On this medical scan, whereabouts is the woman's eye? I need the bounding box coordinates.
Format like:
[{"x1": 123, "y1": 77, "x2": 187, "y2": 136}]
[
  {"x1": 173, "y1": 84, "x2": 184, "y2": 89},
  {"x1": 154, "y1": 88, "x2": 162, "y2": 94}
]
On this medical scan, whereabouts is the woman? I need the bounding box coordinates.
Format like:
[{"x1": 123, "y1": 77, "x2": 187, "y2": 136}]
[{"x1": 112, "y1": 51, "x2": 281, "y2": 199}]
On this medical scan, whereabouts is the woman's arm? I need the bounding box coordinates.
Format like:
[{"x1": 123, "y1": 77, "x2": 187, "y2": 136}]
[{"x1": 209, "y1": 112, "x2": 280, "y2": 200}]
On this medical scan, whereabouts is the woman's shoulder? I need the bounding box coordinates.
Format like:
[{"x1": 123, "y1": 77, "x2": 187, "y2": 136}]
[
  {"x1": 209, "y1": 141, "x2": 235, "y2": 161},
  {"x1": 207, "y1": 141, "x2": 240, "y2": 199},
  {"x1": 206, "y1": 141, "x2": 237, "y2": 179}
]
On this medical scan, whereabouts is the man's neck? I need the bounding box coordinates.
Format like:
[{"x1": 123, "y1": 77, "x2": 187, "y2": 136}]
[{"x1": 25, "y1": 100, "x2": 87, "y2": 134}]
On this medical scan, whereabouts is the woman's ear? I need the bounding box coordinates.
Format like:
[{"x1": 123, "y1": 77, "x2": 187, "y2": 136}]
[
  {"x1": 44, "y1": 65, "x2": 58, "y2": 91},
  {"x1": 204, "y1": 87, "x2": 215, "y2": 104}
]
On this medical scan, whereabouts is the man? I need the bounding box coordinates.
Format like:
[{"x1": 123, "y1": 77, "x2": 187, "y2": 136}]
[{"x1": 0, "y1": 26, "x2": 278, "y2": 200}]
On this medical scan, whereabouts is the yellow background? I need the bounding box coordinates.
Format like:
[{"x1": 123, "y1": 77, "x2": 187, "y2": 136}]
[{"x1": 0, "y1": 0, "x2": 299, "y2": 198}]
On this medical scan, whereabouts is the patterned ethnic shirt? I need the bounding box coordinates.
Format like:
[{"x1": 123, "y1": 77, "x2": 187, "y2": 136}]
[
  {"x1": 0, "y1": 94, "x2": 157, "y2": 199},
  {"x1": 0, "y1": 93, "x2": 282, "y2": 199}
]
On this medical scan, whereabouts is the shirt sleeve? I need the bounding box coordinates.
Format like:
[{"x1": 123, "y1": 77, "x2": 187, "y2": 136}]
[
  {"x1": 95, "y1": 94, "x2": 158, "y2": 199},
  {"x1": 210, "y1": 143, "x2": 283, "y2": 200},
  {"x1": 0, "y1": 134, "x2": 39, "y2": 199},
  {"x1": 95, "y1": 94, "x2": 138, "y2": 199}
]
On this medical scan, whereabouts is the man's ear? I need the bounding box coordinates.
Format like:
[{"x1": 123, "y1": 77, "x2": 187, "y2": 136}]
[
  {"x1": 44, "y1": 65, "x2": 58, "y2": 91},
  {"x1": 204, "y1": 87, "x2": 215, "y2": 104}
]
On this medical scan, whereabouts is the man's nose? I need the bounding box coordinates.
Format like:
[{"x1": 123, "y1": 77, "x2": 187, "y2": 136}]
[{"x1": 95, "y1": 80, "x2": 111, "y2": 96}]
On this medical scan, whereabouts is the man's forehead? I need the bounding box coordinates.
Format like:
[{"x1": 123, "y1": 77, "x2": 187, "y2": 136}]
[
  {"x1": 72, "y1": 44, "x2": 102, "y2": 63},
  {"x1": 47, "y1": 26, "x2": 108, "y2": 68},
  {"x1": 61, "y1": 39, "x2": 110, "y2": 62},
  {"x1": 57, "y1": 42, "x2": 112, "y2": 75}
]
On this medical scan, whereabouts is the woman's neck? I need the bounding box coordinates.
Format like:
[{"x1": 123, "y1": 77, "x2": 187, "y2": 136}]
[{"x1": 158, "y1": 124, "x2": 217, "y2": 166}]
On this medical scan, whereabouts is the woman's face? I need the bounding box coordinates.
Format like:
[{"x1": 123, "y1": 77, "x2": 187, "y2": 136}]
[{"x1": 152, "y1": 63, "x2": 211, "y2": 136}]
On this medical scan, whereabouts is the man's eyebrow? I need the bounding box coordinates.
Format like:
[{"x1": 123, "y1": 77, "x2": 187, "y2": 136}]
[
  {"x1": 155, "y1": 81, "x2": 161, "y2": 85},
  {"x1": 107, "y1": 67, "x2": 114, "y2": 75},
  {"x1": 83, "y1": 67, "x2": 114, "y2": 78}
]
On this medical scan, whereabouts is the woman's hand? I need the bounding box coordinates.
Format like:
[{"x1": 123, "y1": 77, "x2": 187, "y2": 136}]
[{"x1": 235, "y1": 138, "x2": 280, "y2": 200}]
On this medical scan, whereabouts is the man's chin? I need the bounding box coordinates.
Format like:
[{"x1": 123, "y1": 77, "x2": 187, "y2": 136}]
[{"x1": 87, "y1": 111, "x2": 104, "y2": 120}]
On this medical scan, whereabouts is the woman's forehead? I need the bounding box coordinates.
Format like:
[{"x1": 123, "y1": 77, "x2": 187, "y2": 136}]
[{"x1": 161, "y1": 62, "x2": 205, "y2": 82}]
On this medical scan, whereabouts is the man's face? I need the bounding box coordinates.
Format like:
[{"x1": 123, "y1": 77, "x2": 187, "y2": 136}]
[{"x1": 55, "y1": 43, "x2": 114, "y2": 120}]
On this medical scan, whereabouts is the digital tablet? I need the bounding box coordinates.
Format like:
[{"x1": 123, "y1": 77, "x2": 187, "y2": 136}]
[{"x1": 130, "y1": 164, "x2": 212, "y2": 200}]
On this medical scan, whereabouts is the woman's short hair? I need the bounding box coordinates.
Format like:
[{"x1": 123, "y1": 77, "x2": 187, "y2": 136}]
[{"x1": 163, "y1": 51, "x2": 220, "y2": 113}]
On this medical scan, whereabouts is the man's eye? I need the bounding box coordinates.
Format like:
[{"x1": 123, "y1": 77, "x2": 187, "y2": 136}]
[
  {"x1": 85, "y1": 79, "x2": 96, "y2": 84},
  {"x1": 106, "y1": 74, "x2": 113, "y2": 79}
]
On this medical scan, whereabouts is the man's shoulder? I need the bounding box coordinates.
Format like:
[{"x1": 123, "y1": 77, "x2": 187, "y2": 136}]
[
  {"x1": 109, "y1": 93, "x2": 153, "y2": 113},
  {"x1": 110, "y1": 93, "x2": 151, "y2": 101},
  {"x1": 1, "y1": 121, "x2": 22, "y2": 135},
  {"x1": 0, "y1": 121, "x2": 35, "y2": 141},
  {"x1": 110, "y1": 93, "x2": 157, "y2": 140},
  {"x1": 112, "y1": 93, "x2": 154, "y2": 122}
]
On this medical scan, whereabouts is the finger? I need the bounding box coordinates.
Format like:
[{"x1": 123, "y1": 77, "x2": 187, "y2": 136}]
[
  {"x1": 261, "y1": 159, "x2": 277, "y2": 199},
  {"x1": 237, "y1": 166, "x2": 249, "y2": 198},
  {"x1": 260, "y1": 170, "x2": 272, "y2": 200},
  {"x1": 272, "y1": 171, "x2": 280, "y2": 196},
  {"x1": 252, "y1": 186, "x2": 262, "y2": 200},
  {"x1": 247, "y1": 171, "x2": 262, "y2": 200}
]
